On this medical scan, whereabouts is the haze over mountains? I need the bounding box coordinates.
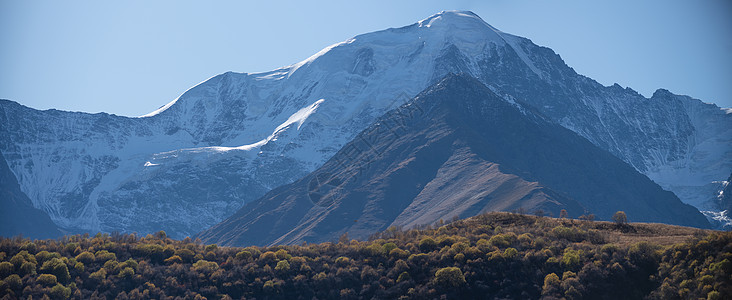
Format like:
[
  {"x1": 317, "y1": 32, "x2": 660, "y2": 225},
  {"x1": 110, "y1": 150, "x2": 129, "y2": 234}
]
[{"x1": 0, "y1": 11, "x2": 729, "y2": 239}]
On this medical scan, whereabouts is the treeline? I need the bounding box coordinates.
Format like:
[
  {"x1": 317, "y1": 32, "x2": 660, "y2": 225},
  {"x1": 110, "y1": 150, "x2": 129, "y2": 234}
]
[{"x1": 0, "y1": 212, "x2": 729, "y2": 299}]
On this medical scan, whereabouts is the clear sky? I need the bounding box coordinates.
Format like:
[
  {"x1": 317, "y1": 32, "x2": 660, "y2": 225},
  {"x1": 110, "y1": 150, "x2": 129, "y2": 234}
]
[{"x1": 1, "y1": 0, "x2": 731, "y2": 117}]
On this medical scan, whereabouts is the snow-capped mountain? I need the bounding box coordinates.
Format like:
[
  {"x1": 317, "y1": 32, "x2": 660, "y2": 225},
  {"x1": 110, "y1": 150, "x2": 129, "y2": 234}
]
[
  {"x1": 1, "y1": 11, "x2": 729, "y2": 238},
  {"x1": 198, "y1": 74, "x2": 709, "y2": 246}
]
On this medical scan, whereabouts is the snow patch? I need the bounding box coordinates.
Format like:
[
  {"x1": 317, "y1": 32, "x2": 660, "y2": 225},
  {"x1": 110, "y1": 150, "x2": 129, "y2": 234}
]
[
  {"x1": 149, "y1": 98, "x2": 325, "y2": 163},
  {"x1": 288, "y1": 40, "x2": 355, "y2": 77},
  {"x1": 278, "y1": 99, "x2": 324, "y2": 131},
  {"x1": 702, "y1": 210, "x2": 732, "y2": 230},
  {"x1": 719, "y1": 180, "x2": 729, "y2": 199},
  {"x1": 137, "y1": 74, "x2": 223, "y2": 118}
]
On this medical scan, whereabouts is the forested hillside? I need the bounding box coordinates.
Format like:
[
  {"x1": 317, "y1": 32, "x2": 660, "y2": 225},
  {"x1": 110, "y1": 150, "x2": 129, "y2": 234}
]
[{"x1": 1, "y1": 212, "x2": 729, "y2": 299}]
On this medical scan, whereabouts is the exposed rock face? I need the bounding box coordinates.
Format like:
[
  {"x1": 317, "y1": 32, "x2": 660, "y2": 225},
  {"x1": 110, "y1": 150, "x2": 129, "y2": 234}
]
[{"x1": 198, "y1": 74, "x2": 709, "y2": 246}]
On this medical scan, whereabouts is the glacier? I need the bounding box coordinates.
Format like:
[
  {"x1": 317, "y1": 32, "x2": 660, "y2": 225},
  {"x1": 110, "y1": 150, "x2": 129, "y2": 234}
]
[{"x1": 1, "y1": 11, "x2": 730, "y2": 238}]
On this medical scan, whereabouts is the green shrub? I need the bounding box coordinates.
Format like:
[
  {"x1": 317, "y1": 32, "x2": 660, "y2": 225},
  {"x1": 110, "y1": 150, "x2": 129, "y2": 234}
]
[
  {"x1": 10, "y1": 251, "x2": 36, "y2": 268},
  {"x1": 542, "y1": 273, "x2": 560, "y2": 295},
  {"x1": 35, "y1": 251, "x2": 61, "y2": 265},
  {"x1": 154, "y1": 230, "x2": 167, "y2": 239},
  {"x1": 192, "y1": 260, "x2": 219, "y2": 273},
  {"x1": 408, "y1": 253, "x2": 428, "y2": 265},
  {"x1": 476, "y1": 238, "x2": 491, "y2": 252},
  {"x1": 94, "y1": 250, "x2": 116, "y2": 262},
  {"x1": 133, "y1": 244, "x2": 166, "y2": 262},
  {"x1": 37, "y1": 273, "x2": 58, "y2": 286},
  {"x1": 434, "y1": 267, "x2": 466, "y2": 287},
  {"x1": 40, "y1": 258, "x2": 70, "y2": 283},
  {"x1": 275, "y1": 260, "x2": 290, "y2": 272},
  {"x1": 235, "y1": 250, "x2": 252, "y2": 261},
  {"x1": 49, "y1": 283, "x2": 71, "y2": 299},
  {"x1": 419, "y1": 237, "x2": 438, "y2": 252},
  {"x1": 0, "y1": 261, "x2": 13, "y2": 278},
  {"x1": 75, "y1": 251, "x2": 95, "y2": 264},
  {"x1": 73, "y1": 261, "x2": 84, "y2": 273},
  {"x1": 174, "y1": 249, "x2": 195, "y2": 262},
  {"x1": 601, "y1": 244, "x2": 619, "y2": 254},
  {"x1": 164, "y1": 255, "x2": 182, "y2": 264},
  {"x1": 64, "y1": 243, "x2": 79, "y2": 254},
  {"x1": 205, "y1": 244, "x2": 218, "y2": 252},
  {"x1": 89, "y1": 268, "x2": 106, "y2": 282},
  {"x1": 335, "y1": 256, "x2": 350, "y2": 266},
  {"x1": 389, "y1": 248, "x2": 409, "y2": 259},
  {"x1": 383, "y1": 243, "x2": 397, "y2": 254},
  {"x1": 4, "y1": 274, "x2": 21, "y2": 290},
  {"x1": 628, "y1": 242, "x2": 660, "y2": 271},
  {"x1": 707, "y1": 290, "x2": 721, "y2": 300},
  {"x1": 561, "y1": 249, "x2": 581, "y2": 269},
  {"x1": 503, "y1": 247, "x2": 518, "y2": 259},
  {"x1": 437, "y1": 236, "x2": 455, "y2": 248},
  {"x1": 397, "y1": 271, "x2": 411, "y2": 283},
  {"x1": 551, "y1": 226, "x2": 583, "y2": 242},
  {"x1": 259, "y1": 251, "x2": 277, "y2": 263},
  {"x1": 103, "y1": 259, "x2": 118, "y2": 271},
  {"x1": 612, "y1": 211, "x2": 627, "y2": 225},
  {"x1": 275, "y1": 249, "x2": 291, "y2": 260},
  {"x1": 364, "y1": 244, "x2": 386, "y2": 257},
  {"x1": 19, "y1": 261, "x2": 37, "y2": 276},
  {"x1": 20, "y1": 242, "x2": 37, "y2": 253},
  {"x1": 243, "y1": 247, "x2": 261, "y2": 258},
  {"x1": 118, "y1": 267, "x2": 134, "y2": 278},
  {"x1": 489, "y1": 234, "x2": 514, "y2": 248}
]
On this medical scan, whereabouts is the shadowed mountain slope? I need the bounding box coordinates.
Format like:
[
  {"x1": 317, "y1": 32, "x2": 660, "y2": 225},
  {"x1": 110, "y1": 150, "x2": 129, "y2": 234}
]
[{"x1": 0, "y1": 151, "x2": 62, "y2": 239}]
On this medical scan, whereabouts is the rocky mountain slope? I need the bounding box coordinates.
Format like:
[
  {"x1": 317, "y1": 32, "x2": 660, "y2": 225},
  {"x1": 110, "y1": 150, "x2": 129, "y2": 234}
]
[
  {"x1": 0, "y1": 151, "x2": 62, "y2": 239},
  {"x1": 0, "y1": 11, "x2": 729, "y2": 237},
  {"x1": 198, "y1": 74, "x2": 709, "y2": 246}
]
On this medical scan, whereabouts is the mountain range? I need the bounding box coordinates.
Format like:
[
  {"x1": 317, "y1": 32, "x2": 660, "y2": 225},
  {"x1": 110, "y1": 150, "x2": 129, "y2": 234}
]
[
  {"x1": 0, "y1": 11, "x2": 729, "y2": 239},
  {"x1": 198, "y1": 74, "x2": 709, "y2": 246}
]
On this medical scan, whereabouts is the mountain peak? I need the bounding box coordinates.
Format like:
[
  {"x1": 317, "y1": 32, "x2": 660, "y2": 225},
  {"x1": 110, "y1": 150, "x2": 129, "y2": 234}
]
[
  {"x1": 419, "y1": 10, "x2": 485, "y2": 26},
  {"x1": 417, "y1": 10, "x2": 502, "y2": 33}
]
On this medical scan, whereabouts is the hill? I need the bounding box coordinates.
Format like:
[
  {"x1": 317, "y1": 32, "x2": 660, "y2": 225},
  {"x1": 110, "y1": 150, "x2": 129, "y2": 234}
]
[{"x1": 1, "y1": 212, "x2": 729, "y2": 299}]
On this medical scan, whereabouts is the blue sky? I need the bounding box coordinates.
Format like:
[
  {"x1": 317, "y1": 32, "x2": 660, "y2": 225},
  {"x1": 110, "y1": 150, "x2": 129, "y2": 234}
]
[{"x1": 1, "y1": 0, "x2": 731, "y2": 116}]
